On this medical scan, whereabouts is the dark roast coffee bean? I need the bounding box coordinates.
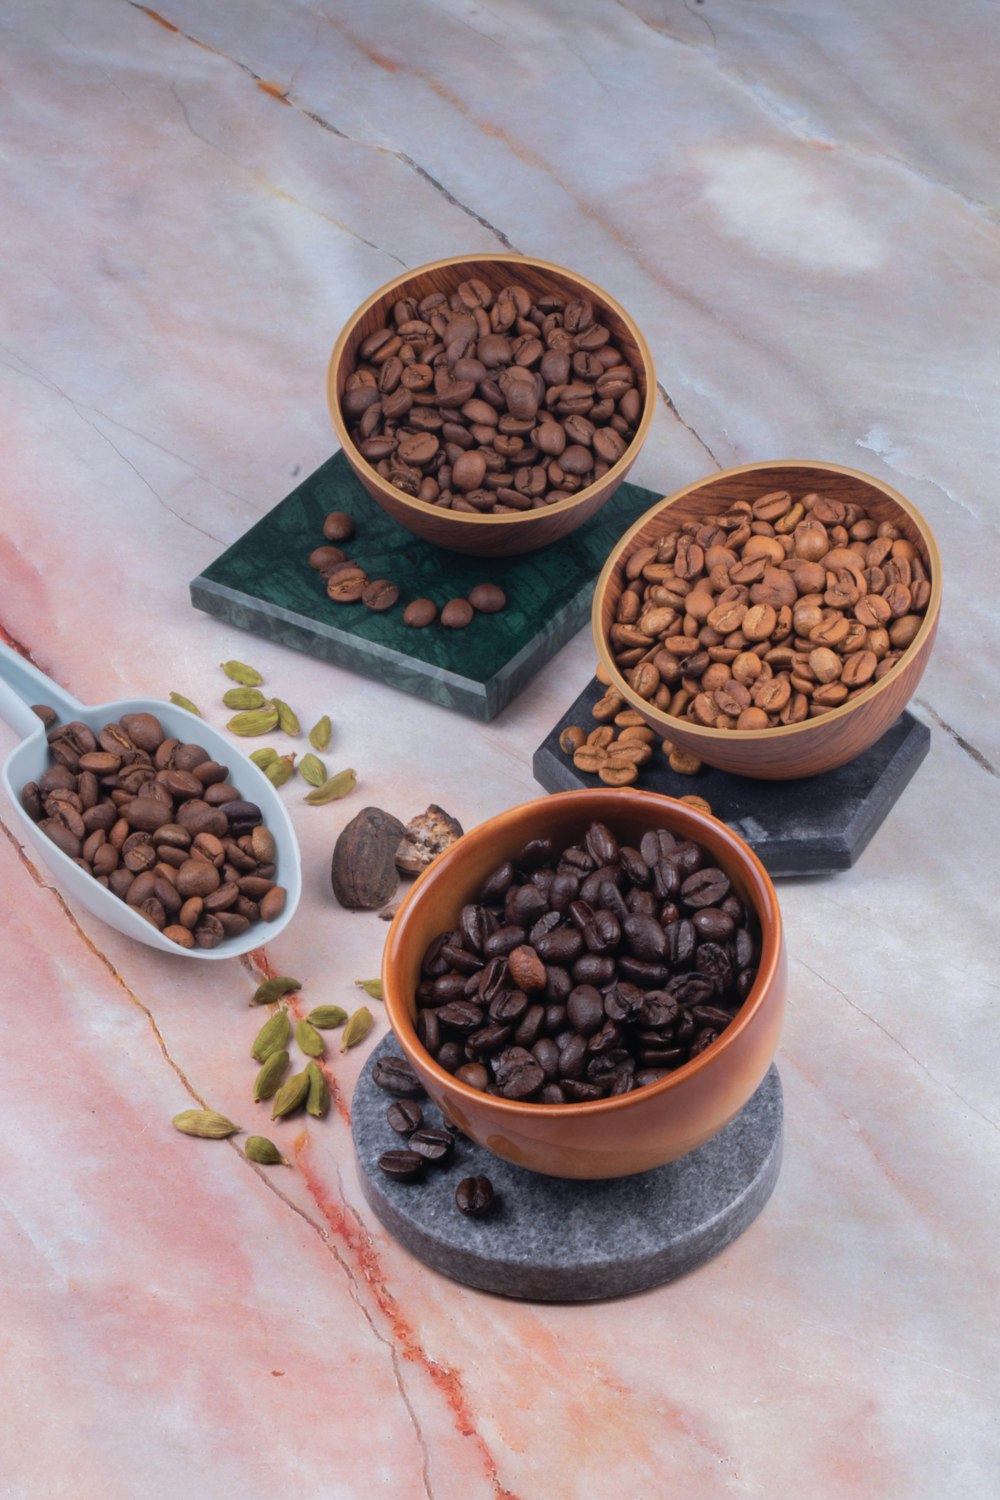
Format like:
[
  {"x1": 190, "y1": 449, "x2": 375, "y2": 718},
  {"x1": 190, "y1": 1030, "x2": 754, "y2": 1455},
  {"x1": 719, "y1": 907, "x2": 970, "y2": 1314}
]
[
  {"x1": 387, "y1": 1099, "x2": 423, "y2": 1135},
  {"x1": 412, "y1": 818, "x2": 761, "y2": 1102},
  {"x1": 408, "y1": 1127, "x2": 454, "y2": 1164},
  {"x1": 378, "y1": 1150, "x2": 424, "y2": 1182},
  {"x1": 455, "y1": 1062, "x2": 489, "y2": 1089},
  {"x1": 372, "y1": 1056, "x2": 424, "y2": 1095},
  {"x1": 493, "y1": 1047, "x2": 544, "y2": 1099},
  {"x1": 455, "y1": 1175, "x2": 495, "y2": 1217},
  {"x1": 416, "y1": 1009, "x2": 441, "y2": 1054}
]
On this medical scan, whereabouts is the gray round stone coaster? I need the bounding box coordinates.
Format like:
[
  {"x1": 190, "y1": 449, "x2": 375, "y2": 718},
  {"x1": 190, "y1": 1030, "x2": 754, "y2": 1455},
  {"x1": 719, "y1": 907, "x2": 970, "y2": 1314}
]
[{"x1": 352, "y1": 1035, "x2": 783, "y2": 1302}]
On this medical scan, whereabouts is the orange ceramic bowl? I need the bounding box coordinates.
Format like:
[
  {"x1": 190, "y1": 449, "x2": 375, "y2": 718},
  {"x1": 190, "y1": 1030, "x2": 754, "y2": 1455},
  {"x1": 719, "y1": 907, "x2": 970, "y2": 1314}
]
[
  {"x1": 327, "y1": 253, "x2": 655, "y2": 557},
  {"x1": 592, "y1": 460, "x2": 942, "y2": 780},
  {"x1": 381, "y1": 789, "x2": 786, "y2": 1180}
]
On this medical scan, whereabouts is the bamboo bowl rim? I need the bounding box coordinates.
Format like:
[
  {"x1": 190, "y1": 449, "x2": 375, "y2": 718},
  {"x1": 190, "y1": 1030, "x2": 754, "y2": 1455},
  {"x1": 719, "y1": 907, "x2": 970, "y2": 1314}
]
[
  {"x1": 592, "y1": 458, "x2": 943, "y2": 744},
  {"x1": 381, "y1": 788, "x2": 784, "y2": 1121},
  {"x1": 327, "y1": 252, "x2": 656, "y2": 532}
]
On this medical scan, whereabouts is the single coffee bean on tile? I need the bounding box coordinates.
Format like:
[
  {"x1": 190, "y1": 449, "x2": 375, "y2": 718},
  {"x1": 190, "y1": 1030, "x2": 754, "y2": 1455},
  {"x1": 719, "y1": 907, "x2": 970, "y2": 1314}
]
[
  {"x1": 323, "y1": 511, "x2": 355, "y2": 542},
  {"x1": 407, "y1": 1127, "x2": 454, "y2": 1164},
  {"x1": 441, "y1": 598, "x2": 474, "y2": 629},
  {"x1": 455, "y1": 1175, "x2": 495, "y2": 1217},
  {"x1": 403, "y1": 598, "x2": 438, "y2": 628},
  {"x1": 467, "y1": 583, "x2": 507, "y2": 614},
  {"x1": 362, "y1": 579, "x2": 400, "y2": 612},
  {"x1": 386, "y1": 1099, "x2": 424, "y2": 1135},
  {"x1": 377, "y1": 1149, "x2": 425, "y2": 1182}
]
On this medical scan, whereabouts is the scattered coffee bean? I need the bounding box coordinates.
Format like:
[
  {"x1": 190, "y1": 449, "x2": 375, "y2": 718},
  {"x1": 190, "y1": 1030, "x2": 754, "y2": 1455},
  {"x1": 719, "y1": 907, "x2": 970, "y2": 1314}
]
[
  {"x1": 341, "y1": 277, "x2": 643, "y2": 514},
  {"x1": 323, "y1": 511, "x2": 355, "y2": 542},
  {"x1": 412, "y1": 820, "x2": 759, "y2": 1102},
  {"x1": 372, "y1": 1054, "x2": 425, "y2": 1096},
  {"x1": 21, "y1": 710, "x2": 284, "y2": 948},
  {"x1": 608, "y1": 490, "x2": 931, "y2": 729},
  {"x1": 441, "y1": 598, "x2": 475, "y2": 629},
  {"x1": 362, "y1": 579, "x2": 400, "y2": 612},
  {"x1": 456, "y1": 1175, "x2": 495, "y2": 1217},
  {"x1": 378, "y1": 1149, "x2": 425, "y2": 1182},
  {"x1": 403, "y1": 598, "x2": 438, "y2": 628},
  {"x1": 408, "y1": 1126, "x2": 455, "y2": 1164},
  {"x1": 331, "y1": 806, "x2": 406, "y2": 911},
  {"x1": 387, "y1": 1098, "x2": 424, "y2": 1134},
  {"x1": 468, "y1": 583, "x2": 507, "y2": 614}
]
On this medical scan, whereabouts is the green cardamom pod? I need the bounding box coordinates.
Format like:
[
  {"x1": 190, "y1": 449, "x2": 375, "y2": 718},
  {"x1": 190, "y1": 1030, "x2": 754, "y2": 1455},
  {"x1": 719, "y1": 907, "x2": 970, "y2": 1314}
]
[
  {"x1": 354, "y1": 978, "x2": 384, "y2": 1001},
  {"x1": 253, "y1": 1049, "x2": 290, "y2": 1102},
  {"x1": 340, "y1": 1005, "x2": 374, "y2": 1052},
  {"x1": 303, "y1": 768, "x2": 357, "y2": 805},
  {"x1": 251, "y1": 1008, "x2": 291, "y2": 1061},
  {"x1": 300, "y1": 753, "x2": 327, "y2": 788},
  {"x1": 308, "y1": 715, "x2": 332, "y2": 751},
  {"x1": 295, "y1": 1018, "x2": 324, "y2": 1058},
  {"x1": 221, "y1": 660, "x2": 264, "y2": 686},
  {"x1": 272, "y1": 697, "x2": 301, "y2": 736},
  {"x1": 270, "y1": 1068, "x2": 310, "y2": 1120},
  {"x1": 264, "y1": 753, "x2": 297, "y2": 787},
  {"x1": 223, "y1": 687, "x2": 267, "y2": 710},
  {"x1": 245, "y1": 1135, "x2": 286, "y2": 1165},
  {"x1": 305, "y1": 1061, "x2": 329, "y2": 1118},
  {"x1": 250, "y1": 746, "x2": 279, "y2": 769},
  {"x1": 307, "y1": 1005, "x2": 348, "y2": 1029},
  {"x1": 173, "y1": 1108, "x2": 239, "y2": 1138},
  {"x1": 227, "y1": 704, "x2": 280, "y2": 736},
  {"x1": 250, "y1": 975, "x2": 301, "y2": 1007},
  {"x1": 169, "y1": 692, "x2": 202, "y2": 717}
]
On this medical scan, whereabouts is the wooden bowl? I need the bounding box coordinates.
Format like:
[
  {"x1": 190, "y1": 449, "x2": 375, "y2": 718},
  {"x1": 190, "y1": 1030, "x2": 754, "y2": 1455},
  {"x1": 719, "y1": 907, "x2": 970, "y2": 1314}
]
[
  {"x1": 381, "y1": 789, "x2": 786, "y2": 1180},
  {"x1": 327, "y1": 254, "x2": 655, "y2": 557},
  {"x1": 592, "y1": 461, "x2": 942, "y2": 780}
]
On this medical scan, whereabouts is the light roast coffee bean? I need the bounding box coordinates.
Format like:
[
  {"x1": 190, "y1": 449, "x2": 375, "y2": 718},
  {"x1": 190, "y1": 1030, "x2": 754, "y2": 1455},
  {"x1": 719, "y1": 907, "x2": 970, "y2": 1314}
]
[{"x1": 609, "y1": 491, "x2": 931, "y2": 730}]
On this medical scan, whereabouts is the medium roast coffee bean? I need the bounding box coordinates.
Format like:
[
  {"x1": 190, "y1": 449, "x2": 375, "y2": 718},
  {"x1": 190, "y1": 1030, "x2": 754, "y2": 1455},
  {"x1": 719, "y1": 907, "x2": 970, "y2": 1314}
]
[
  {"x1": 362, "y1": 579, "x2": 400, "y2": 612},
  {"x1": 403, "y1": 598, "x2": 438, "y2": 628},
  {"x1": 22, "y1": 710, "x2": 281, "y2": 950},
  {"x1": 413, "y1": 819, "x2": 760, "y2": 1102},
  {"x1": 323, "y1": 511, "x2": 355, "y2": 542},
  {"x1": 441, "y1": 598, "x2": 474, "y2": 629},
  {"x1": 341, "y1": 277, "x2": 642, "y2": 515},
  {"x1": 468, "y1": 583, "x2": 507, "y2": 613}
]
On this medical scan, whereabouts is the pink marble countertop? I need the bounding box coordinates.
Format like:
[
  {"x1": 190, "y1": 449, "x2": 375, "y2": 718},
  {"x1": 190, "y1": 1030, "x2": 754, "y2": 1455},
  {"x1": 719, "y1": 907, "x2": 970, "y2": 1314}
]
[{"x1": 2, "y1": 2, "x2": 998, "y2": 1495}]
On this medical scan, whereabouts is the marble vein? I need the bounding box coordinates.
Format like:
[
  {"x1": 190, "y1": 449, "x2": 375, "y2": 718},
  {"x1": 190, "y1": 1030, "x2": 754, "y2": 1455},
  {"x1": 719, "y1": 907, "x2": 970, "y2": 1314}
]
[
  {"x1": 914, "y1": 698, "x2": 998, "y2": 779},
  {"x1": 793, "y1": 956, "x2": 1000, "y2": 1135}
]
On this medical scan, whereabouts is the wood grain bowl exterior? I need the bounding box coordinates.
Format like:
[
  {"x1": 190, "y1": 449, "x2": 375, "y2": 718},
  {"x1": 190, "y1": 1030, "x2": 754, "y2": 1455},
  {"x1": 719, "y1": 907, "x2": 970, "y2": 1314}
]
[
  {"x1": 592, "y1": 461, "x2": 942, "y2": 781},
  {"x1": 382, "y1": 789, "x2": 786, "y2": 1180},
  {"x1": 327, "y1": 254, "x2": 655, "y2": 557}
]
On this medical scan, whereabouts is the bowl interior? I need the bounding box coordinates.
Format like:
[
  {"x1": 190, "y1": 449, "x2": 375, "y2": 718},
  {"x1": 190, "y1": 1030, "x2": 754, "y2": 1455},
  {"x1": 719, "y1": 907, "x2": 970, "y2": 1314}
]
[
  {"x1": 594, "y1": 460, "x2": 942, "y2": 741},
  {"x1": 328, "y1": 253, "x2": 656, "y2": 529},
  {"x1": 383, "y1": 789, "x2": 782, "y2": 1116}
]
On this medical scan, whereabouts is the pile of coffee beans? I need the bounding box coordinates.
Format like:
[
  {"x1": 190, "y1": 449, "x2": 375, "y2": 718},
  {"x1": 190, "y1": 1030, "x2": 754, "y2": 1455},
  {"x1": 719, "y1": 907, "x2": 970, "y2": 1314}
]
[
  {"x1": 21, "y1": 710, "x2": 286, "y2": 948},
  {"x1": 341, "y1": 277, "x2": 642, "y2": 514},
  {"x1": 412, "y1": 820, "x2": 759, "y2": 1103},
  {"x1": 609, "y1": 490, "x2": 932, "y2": 729}
]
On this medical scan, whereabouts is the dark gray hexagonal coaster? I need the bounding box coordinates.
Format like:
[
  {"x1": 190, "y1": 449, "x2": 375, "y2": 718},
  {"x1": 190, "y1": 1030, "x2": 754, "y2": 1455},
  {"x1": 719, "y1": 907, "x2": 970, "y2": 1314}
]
[
  {"x1": 532, "y1": 678, "x2": 930, "y2": 877},
  {"x1": 352, "y1": 1034, "x2": 783, "y2": 1302}
]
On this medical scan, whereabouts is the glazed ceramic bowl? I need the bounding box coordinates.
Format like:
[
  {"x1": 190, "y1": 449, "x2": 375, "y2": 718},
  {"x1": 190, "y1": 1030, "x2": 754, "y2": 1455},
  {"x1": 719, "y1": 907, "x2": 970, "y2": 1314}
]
[
  {"x1": 327, "y1": 253, "x2": 655, "y2": 557},
  {"x1": 592, "y1": 460, "x2": 942, "y2": 780},
  {"x1": 381, "y1": 789, "x2": 785, "y2": 1180}
]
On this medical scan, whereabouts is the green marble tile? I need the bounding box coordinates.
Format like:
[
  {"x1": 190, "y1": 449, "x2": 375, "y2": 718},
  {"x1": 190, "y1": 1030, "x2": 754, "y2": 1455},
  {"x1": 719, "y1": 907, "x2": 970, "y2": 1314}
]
[{"x1": 190, "y1": 452, "x2": 662, "y2": 720}]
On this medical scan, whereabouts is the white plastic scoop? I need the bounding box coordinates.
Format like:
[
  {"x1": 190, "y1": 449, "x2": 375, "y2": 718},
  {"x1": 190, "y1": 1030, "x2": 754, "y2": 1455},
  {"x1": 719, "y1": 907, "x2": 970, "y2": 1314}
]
[{"x1": 0, "y1": 640, "x2": 301, "y2": 960}]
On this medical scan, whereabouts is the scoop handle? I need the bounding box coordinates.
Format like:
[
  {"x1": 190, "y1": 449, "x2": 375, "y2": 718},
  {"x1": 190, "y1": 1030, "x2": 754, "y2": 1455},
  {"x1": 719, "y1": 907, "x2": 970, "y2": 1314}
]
[{"x1": 0, "y1": 640, "x2": 86, "y2": 740}]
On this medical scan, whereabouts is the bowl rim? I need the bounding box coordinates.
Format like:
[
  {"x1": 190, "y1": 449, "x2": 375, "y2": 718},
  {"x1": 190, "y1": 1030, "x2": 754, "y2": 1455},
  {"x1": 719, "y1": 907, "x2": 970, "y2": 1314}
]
[
  {"x1": 591, "y1": 458, "x2": 943, "y2": 743},
  {"x1": 326, "y1": 251, "x2": 656, "y2": 531},
  {"x1": 381, "y1": 788, "x2": 783, "y2": 1119}
]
